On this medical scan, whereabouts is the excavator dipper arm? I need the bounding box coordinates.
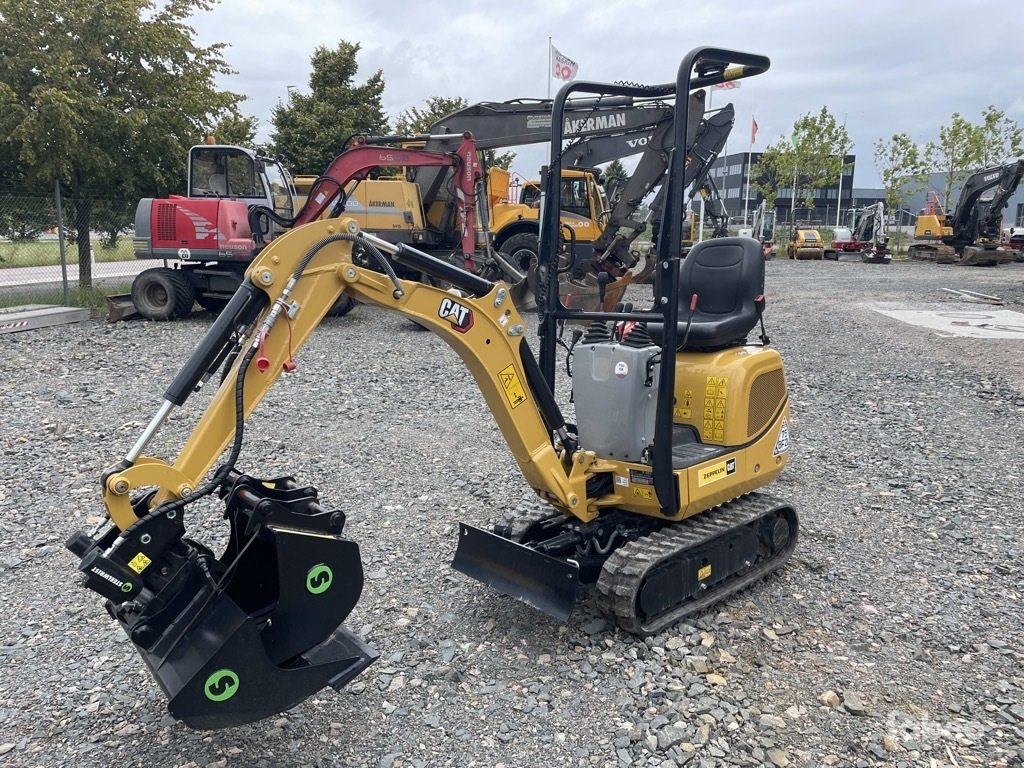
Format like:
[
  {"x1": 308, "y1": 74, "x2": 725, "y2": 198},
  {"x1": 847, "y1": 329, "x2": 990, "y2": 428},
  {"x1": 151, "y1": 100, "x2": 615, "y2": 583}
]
[
  {"x1": 283, "y1": 134, "x2": 483, "y2": 259},
  {"x1": 66, "y1": 218, "x2": 592, "y2": 729}
]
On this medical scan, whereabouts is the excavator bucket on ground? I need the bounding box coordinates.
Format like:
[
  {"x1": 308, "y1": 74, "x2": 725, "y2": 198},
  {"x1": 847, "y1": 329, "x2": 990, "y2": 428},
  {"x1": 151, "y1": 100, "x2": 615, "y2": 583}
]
[{"x1": 67, "y1": 474, "x2": 377, "y2": 729}]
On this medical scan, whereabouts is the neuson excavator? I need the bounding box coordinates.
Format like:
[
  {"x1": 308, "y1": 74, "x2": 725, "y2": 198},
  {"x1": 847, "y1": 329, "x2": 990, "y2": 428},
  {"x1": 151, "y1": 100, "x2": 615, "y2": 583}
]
[{"x1": 66, "y1": 47, "x2": 796, "y2": 730}]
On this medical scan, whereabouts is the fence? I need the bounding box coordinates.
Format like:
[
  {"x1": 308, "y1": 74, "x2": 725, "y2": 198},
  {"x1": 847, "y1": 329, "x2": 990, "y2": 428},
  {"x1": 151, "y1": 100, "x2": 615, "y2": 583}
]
[{"x1": 0, "y1": 185, "x2": 137, "y2": 309}]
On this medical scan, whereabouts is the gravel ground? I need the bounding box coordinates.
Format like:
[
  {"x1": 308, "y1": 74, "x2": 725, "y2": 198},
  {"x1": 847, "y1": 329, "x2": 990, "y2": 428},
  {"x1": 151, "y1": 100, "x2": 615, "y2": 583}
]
[{"x1": 1, "y1": 257, "x2": 1023, "y2": 768}]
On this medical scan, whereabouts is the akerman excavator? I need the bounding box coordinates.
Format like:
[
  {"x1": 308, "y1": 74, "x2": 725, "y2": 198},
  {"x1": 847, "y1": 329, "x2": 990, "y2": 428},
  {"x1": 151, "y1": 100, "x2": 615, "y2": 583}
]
[
  {"x1": 908, "y1": 159, "x2": 1024, "y2": 266},
  {"x1": 66, "y1": 47, "x2": 796, "y2": 731},
  {"x1": 352, "y1": 92, "x2": 734, "y2": 310}
]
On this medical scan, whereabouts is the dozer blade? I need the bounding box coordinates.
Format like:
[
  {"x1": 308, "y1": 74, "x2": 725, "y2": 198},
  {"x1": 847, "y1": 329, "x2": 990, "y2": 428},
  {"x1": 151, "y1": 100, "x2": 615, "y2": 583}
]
[
  {"x1": 451, "y1": 522, "x2": 580, "y2": 621},
  {"x1": 105, "y1": 293, "x2": 139, "y2": 321}
]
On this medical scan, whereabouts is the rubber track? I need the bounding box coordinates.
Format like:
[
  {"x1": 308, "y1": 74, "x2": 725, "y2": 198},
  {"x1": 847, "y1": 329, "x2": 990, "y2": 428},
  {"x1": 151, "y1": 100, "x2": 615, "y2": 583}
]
[
  {"x1": 499, "y1": 499, "x2": 564, "y2": 542},
  {"x1": 595, "y1": 492, "x2": 798, "y2": 636}
]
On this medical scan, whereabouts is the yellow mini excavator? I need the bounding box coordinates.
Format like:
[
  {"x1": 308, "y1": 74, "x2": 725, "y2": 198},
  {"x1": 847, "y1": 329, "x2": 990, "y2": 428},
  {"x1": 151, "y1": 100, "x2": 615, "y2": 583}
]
[{"x1": 66, "y1": 47, "x2": 797, "y2": 730}]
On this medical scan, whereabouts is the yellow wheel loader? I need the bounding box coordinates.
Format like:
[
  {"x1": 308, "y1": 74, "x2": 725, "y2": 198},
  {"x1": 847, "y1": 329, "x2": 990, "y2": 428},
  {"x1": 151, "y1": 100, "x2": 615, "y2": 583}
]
[{"x1": 66, "y1": 47, "x2": 796, "y2": 730}]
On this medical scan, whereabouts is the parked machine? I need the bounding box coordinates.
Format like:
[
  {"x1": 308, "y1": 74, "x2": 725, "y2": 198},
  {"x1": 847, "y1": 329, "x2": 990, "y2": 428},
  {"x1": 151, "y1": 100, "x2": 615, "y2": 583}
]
[
  {"x1": 854, "y1": 203, "x2": 891, "y2": 264},
  {"x1": 740, "y1": 199, "x2": 776, "y2": 259},
  {"x1": 786, "y1": 225, "x2": 824, "y2": 259},
  {"x1": 348, "y1": 93, "x2": 733, "y2": 308},
  {"x1": 824, "y1": 203, "x2": 890, "y2": 263},
  {"x1": 908, "y1": 160, "x2": 1024, "y2": 266},
  {"x1": 112, "y1": 142, "x2": 308, "y2": 320},
  {"x1": 66, "y1": 47, "x2": 795, "y2": 732}
]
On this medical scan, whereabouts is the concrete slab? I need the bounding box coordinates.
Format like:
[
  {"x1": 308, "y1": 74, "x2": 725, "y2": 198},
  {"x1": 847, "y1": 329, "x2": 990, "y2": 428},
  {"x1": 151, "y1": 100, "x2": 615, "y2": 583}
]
[
  {"x1": 0, "y1": 304, "x2": 92, "y2": 334},
  {"x1": 869, "y1": 303, "x2": 1024, "y2": 339}
]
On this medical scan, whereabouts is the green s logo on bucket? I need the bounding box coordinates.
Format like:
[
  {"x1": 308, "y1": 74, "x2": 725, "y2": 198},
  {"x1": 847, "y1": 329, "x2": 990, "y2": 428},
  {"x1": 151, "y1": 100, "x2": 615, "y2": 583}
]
[
  {"x1": 204, "y1": 669, "x2": 239, "y2": 702},
  {"x1": 306, "y1": 564, "x2": 333, "y2": 595}
]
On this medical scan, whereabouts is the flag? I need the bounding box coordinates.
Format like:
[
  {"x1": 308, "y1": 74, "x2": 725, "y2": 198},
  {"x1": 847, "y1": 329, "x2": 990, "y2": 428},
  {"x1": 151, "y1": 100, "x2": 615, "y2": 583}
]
[
  {"x1": 551, "y1": 45, "x2": 578, "y2": 81},
  {"x1": 751, "y1": 117, "x2": 758, "y2": 146}
]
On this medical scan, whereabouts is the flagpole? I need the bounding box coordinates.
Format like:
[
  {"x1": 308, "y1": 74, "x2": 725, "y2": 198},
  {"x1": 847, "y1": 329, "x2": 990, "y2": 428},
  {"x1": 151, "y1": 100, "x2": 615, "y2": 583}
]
[
  {"x1": 547, "y1": 37, "x2": 552, "y2": 100},
  {"x1": 744, "y1": 116, "x2": 754, "y2": 226}
]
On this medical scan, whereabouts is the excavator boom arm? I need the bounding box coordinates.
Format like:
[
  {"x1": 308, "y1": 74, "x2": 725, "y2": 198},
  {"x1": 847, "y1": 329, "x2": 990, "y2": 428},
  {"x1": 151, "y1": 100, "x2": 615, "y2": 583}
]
[
  {"x1": 101, "y1": 218, "x2": 584, "y2": 531},
  {"x1": 293, "y1": 135, "x2": 483, "y2": 256},
  {"x1": 947, "y1": 160, "x2": 1024, "y2": 246}
]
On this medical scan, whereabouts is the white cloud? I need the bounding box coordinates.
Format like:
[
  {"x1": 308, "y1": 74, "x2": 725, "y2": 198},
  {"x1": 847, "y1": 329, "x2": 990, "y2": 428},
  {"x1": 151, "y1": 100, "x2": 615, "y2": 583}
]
[{"x1": 190, "y1": 0, "x2": 1024, "y2": 188}]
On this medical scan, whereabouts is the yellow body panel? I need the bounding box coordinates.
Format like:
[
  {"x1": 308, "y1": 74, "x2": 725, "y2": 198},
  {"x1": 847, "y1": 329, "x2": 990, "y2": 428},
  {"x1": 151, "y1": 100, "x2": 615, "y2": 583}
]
[
  {"x1": 580, "y1": 345, "x2": 790, "y2": 521},
  {"x1": 103, "y1": 219, "x2": 789, "y2": 534},
  {"x1": 914, "y1": 214, "x2": 952, "y2": 239}
]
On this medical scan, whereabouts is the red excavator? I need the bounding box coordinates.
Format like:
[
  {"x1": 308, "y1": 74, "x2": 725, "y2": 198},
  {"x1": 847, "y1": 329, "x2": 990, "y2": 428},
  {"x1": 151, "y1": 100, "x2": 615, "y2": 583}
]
[{"x1": 123, "y1": 135, "x2": 484, "y2": 319}]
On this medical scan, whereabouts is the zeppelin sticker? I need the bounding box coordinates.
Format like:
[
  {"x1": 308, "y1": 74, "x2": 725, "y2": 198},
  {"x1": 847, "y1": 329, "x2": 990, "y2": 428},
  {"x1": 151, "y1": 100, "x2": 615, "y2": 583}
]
[{"x1": 698, "y1": 457, "x2": 737, "y2": 487}]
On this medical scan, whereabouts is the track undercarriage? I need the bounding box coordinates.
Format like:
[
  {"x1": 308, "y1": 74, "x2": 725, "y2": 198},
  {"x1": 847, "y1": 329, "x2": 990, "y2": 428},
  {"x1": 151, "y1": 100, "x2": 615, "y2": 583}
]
[{"x1": 456, "y1": 493, "x2": 798, "y2": 635}]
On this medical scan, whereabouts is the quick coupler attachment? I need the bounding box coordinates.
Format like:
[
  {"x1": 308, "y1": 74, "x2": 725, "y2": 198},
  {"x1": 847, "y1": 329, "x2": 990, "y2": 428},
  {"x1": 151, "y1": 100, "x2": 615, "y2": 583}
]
[{"x1": 66, "y1": 473, "x2": 378, "y2": 729}]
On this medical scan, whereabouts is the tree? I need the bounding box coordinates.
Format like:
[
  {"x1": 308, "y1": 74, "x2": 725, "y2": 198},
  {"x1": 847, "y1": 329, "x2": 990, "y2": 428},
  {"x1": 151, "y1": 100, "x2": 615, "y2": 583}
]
[
  {"x1": 924, "y1": 113, "x2": 982, "y2": 208},
  {"x1": 394, "y1": 95, "x2": 515, "y2": 170},
  {"x1": 750, "y1": 142, "x2": 787, "y2": 211},
  {"x1": 0, "y1": 0, "x2": 242, "y2": 287},
  {"x1": 874, "y1": 133, "x2": 925, "y2": 221},
  {"x1": 271, "y1": 42, "x2": 388, "y2": 175},
  {"x1": 977, "y1": 106, "x2": 1023, "y2": 167},
  {"x1": 211, "y1": 113, "x2": 260, "y2": 147},
  {"x1": 788, "y1": 108, "x2": 852, "y2": 215},
  {"x1": 602, "y1": 159, "x2": 628, "y2": 186},
  {"x1": 751, "y1": 108, "x2": 851, "y2": 227}
]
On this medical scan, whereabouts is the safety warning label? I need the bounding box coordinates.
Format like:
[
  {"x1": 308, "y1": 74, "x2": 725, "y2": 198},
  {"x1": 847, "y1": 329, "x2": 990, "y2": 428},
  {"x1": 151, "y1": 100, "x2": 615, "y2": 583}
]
[{"x1": 498, "y1": 364, "x2": 527, "y2": 409}]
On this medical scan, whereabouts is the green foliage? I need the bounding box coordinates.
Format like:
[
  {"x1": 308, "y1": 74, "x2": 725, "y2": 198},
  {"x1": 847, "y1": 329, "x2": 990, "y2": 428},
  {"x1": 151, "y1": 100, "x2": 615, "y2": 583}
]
[
  {"x1": 602, "y1": 159, "x2": 629, "y2": 187},
  {"x1": 270, "y1": 42, "x2": 388, "y2": 175},
  {"x1": 394, "y1": 96, "x2": 466, "y2": 135},
  {"x1": 91, "y1": 198, "x2": 137, "y2": 248},
  {"x1": 978, "y1": 106, "x2": 1023, "y2": 167},
  {"x1": 789, "y1": 107, "x2": 852, "y2": 194},
  {"x1": 922, "y1": 108, "x2": 1023, "y2": 208},
  {"x1": 0, "y1": 196, "x2": 54, "y2": 241},
  {"x1": 925, "y1": 113, "x2": 982, "y2": 207},
  {"x1": 212, "y1": 113, "x2": 260, "y2": 147},
  {"x1": 874, "y1": 133, "x2": 925, "y2": 217},
  {"x1": 394, "y1": 95, "x2": 515, "y2": 170},
  {"x1": 0, "y1": 0, "x2": 242, "y2": 285},
  {"x1": 750, "y1": 142, "x2": 787, "y2": 210}
]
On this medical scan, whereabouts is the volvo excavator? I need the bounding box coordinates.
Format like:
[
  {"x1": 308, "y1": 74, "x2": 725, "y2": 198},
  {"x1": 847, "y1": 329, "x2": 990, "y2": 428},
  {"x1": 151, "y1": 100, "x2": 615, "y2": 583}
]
[
  {"x1": 66, "y1": 47, "x2": 796, "y2": 731},
  {"x1": 362, "y1": 93, "x2": 735, "y2": 308},
  {"x1": 908, "y1": 159, "x2": 1024, "y2": 266}
]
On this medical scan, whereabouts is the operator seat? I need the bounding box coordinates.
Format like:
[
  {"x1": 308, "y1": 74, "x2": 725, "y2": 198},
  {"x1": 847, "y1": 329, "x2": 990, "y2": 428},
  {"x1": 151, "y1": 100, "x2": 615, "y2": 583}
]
[
  {"x1": 208, "y1": 173, "x2": 229, "y2": 196},
  {"x1": 648, "y1": 236, "x2": 766, "y2": 351}
]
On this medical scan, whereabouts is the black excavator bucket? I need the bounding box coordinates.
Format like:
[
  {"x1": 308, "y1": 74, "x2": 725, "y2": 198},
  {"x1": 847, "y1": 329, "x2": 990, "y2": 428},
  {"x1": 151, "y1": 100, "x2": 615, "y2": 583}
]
[
  {"x1": 68, "y1": 474, "x2": 378, "y2": 729},
  {"x1": 451, "y1": 522, "x2": 580, "y2": 621}
]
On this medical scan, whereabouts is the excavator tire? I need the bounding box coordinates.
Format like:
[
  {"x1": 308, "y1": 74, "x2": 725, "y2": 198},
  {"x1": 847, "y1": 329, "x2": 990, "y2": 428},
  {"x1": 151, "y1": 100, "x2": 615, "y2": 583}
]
[
  {"x1": 131, "y1": 267, "x2": 196, "y2": 320},
  {"x1": 500, "y1": 232, "x2": 540, "y2": 311}
]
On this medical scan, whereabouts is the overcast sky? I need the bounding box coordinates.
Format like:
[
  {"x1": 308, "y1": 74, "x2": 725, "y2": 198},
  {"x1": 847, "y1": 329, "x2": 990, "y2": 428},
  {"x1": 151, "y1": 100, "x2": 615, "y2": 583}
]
[{"x1": 190, "y1": 0, "x2": 1024, "y2": 189}]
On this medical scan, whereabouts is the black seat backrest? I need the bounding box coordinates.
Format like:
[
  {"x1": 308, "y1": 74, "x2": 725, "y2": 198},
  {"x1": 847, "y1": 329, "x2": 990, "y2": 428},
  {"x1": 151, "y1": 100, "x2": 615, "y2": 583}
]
[{"x1": 649, "y1": 236, "x2": 765, "y2": 351}]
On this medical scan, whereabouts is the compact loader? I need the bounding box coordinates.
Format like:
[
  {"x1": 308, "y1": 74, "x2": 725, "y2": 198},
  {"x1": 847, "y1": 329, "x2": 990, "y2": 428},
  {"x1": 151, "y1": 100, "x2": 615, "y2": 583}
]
[{"x1": 66, "y1": 47, "x2": 797, "y2": 730}]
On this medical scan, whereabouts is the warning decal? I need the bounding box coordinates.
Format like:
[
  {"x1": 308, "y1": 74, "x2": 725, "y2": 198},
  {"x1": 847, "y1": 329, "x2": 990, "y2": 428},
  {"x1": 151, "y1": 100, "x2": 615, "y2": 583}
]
[
  {"x1": 773, "y1": 418, "x2": 790, "y2": 456},
  {"x1": 498, "y1": 364, "x2": 527, "y2": 409},
  {"x1": 702, "y1": 376, "x2": 728, "y2": 442},
  {"x1": 128, "y1": 552, "x2": 152, "y2": 574}
]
